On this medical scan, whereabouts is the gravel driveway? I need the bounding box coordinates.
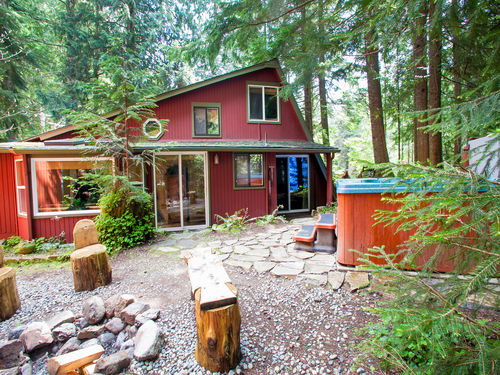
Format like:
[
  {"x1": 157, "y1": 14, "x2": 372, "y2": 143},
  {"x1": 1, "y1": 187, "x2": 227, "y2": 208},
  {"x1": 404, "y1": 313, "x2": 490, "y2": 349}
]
[{"x1": 0, "y1": 224, "x2": 385, "y2": 375}]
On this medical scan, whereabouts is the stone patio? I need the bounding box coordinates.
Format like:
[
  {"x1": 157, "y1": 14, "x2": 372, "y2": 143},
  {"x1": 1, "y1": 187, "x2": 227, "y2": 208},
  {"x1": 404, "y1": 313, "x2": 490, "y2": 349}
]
[{"x1": 152, "y1": 218, "x2": 370, "y2": 291}]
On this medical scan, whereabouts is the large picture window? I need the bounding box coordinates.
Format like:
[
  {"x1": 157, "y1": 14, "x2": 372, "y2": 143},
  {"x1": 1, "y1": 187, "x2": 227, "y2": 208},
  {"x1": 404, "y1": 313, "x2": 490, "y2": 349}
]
[
  {"x1": 31, "y1": 158, "x2": 113, "y2": 216},
  {"x1": 234, "y1": 153, "x2": 264, "y2": 188},
  {"x1": 192, "y1": 103, "x2": 221, "y2": 137},
  {"x1": 247, "y1": 84, "x2": 280, "y2": 122}
]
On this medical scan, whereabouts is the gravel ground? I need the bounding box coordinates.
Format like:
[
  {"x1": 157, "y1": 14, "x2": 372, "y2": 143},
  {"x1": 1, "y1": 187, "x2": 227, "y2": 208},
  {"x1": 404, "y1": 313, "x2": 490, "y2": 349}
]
[{"x1": 1, "y1": 231, "x2": 385, "y2": 375}]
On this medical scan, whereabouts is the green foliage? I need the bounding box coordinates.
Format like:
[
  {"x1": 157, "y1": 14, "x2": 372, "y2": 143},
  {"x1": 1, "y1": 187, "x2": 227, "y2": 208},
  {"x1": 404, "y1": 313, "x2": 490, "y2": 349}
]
[
  {"x1": 256, "y1": 205, "x2": 287, "y2": 226},
  {"x1": 95, "y1": 176, "x2": 155, "y2": 253},
  {"x1": 33, "y1": 233, "x2": 67, "y2": 253},
  {"x1": 317, "y1": 202, "x2": 337, "y2": 215},
  {"x1": 4, "y1": 236, "x2": 22, "y2": 250},
  {"x1": 357, "y1": 154, "x2": 500, "y2": 374},
  {"x1": 212, "y1": 209, "x2": 249, "y2": 232}
]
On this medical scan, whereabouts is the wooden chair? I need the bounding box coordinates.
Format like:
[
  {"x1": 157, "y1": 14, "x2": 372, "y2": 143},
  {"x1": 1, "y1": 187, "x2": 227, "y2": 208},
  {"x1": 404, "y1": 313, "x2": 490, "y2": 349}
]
[{"x1": 70, "y1": 220, "x2": 112, "y2": 292}]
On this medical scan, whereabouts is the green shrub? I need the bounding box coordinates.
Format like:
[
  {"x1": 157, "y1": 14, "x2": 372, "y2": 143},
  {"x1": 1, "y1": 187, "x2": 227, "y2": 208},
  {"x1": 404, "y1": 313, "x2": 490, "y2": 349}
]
[
  {"x1": 95, "y1": 176, "x2": 155, "y2": 253},
  {"x1": 212, "y1": 209, "x2": 249, "y2": 232},
  {"x1": 4, "y1": 236, "x2": 22, "y2": 250},
  {"x1": 317, "y1": 202, "x2": 337, "y2": 214},
  {"x1": 256, "y1": 205, "x2": 286, "y2": 225}
]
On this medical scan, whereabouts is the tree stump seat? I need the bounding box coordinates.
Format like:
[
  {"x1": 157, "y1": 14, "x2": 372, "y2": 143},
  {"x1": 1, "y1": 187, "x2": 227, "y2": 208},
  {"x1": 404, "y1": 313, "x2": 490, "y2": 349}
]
[
  {"x1": 185, "y1": 252, "x2": 241, "y2": 373},
  {"x1": 70, "y1": 220, "x2": 112, "y2": 292},
  {"x1": 0, "y1": 266, "x2": 21, "y2": 321}
]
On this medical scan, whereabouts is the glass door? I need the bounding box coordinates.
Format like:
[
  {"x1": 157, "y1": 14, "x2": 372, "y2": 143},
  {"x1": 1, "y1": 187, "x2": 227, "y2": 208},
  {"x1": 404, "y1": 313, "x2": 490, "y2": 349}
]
[
  {"x1": 277, "y1": 155, "x2": 309, "y2": 212},
  {"x1": 154, "y1": 153, "x2": 208, "y2": 230}
]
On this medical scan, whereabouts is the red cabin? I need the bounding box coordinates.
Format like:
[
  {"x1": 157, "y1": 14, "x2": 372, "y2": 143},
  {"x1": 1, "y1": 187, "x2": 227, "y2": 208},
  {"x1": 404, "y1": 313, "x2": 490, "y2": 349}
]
[{"x1": 0, "y1": 60, "x2": 338, "y2": 242}]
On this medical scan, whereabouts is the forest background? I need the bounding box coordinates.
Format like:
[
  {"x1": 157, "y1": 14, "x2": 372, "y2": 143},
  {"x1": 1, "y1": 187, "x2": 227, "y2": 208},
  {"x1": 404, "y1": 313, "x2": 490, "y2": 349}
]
[{"x1": 1, "y1": 0, "x2": 497, "y2": 173}]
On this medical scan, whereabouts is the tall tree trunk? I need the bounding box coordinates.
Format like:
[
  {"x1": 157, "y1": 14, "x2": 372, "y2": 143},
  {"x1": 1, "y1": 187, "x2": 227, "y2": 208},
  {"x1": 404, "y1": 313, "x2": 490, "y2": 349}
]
[
  {"x1": 364, "y1": 29, "x2": 389, "y2": 164},
  {"x1": 301, "y1": 7, "x2": 313, "y2": 135},
  {"x1": 413, "y1": 4, "x2": 429, "y2": 163},
  {"x1": 451, "y1": 0, "x2": 462, "y2": 159},
  {"x1": 318, "y1": 0, "x2": 329, "y2": 145},
  {"x1": 428, "y1": 0, "x2": 442, "y2": 166}
]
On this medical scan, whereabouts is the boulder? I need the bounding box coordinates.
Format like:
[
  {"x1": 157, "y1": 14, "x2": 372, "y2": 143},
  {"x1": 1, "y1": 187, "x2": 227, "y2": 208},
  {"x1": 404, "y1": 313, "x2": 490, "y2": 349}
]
[
  {"x1": 104, "y1": 294, "x2": 135, "y2": 319},
  {"x1": 120, "y1": 302, "x2": 150, "y2": 326},
  {"x1": 7, "y1": 326, "x2": 26, "y2": 341},
  {"x1": 20, "y1": 322, "x2": 53, "y2": 353},
  {"x1": 82, "y1": 296, "x2": 105, "y2": 325},
  {"x1": 52, "y1": 323, "x2": 76, "y2": 342},
  {"x1": 0, "y1": 339, "x2": 22, "y2": 369},
  {"x1": 95, "y1": 351, "x2": 130, "y2": 375},
  {"x1": 98, "y1": 332, "x2": 116, "y2": 348},
  {"x1": 133, "y1": 320, "x2": 162, "y2": 362},
  {"x1": 77, "y1": 325, "x2": 104, "y2": 340},
  {"x1": 134, "y1": 309, "x2": 160, "y2": 328},
  {"x1": 46, "y1": 311, "x2": 75, "y2": 331},
  {"x1": 345, "y1": 271, "x2": 370, "y2": 292},
  {"x1": 79, "y1": 338, "x2": 100, "y2": 349},
  {"x1": 56, "y1": 337, "x2": 81, "y2": 356},
  {"x1": 105, "y1": 318, "x2": 125, "y2": 335},
  {"x1": 16, "y1": 242, "x2": 35, "y2": 255}
]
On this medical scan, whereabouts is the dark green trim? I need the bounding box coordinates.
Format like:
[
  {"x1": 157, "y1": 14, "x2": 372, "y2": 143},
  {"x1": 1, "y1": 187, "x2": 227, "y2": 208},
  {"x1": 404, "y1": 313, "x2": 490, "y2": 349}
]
[
  {"x1": 232, "y1": 152, "x2": 266, "y2": 190},
  {"x1": 191, "y1": 102, "x2": 221, "y2": 138}
]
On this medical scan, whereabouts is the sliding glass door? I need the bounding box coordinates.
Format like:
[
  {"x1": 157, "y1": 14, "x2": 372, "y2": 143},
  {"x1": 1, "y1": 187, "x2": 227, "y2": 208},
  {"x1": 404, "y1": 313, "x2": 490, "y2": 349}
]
[
  {"x1": 277, "y1": 155, "x2": 309, "y2": 212},
  {"x1": 154, "y1": 152, "x2": 208, "y2": 230}
]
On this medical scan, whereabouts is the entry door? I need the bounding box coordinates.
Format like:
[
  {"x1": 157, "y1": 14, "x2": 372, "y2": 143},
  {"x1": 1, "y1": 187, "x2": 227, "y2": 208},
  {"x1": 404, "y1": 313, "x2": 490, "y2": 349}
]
[
  {"x1": 154, "y1": 153, "x2": 208, "y2": 230},
  {"x1": 277, "y1": 155, "x2": 309, "y2": 212}
]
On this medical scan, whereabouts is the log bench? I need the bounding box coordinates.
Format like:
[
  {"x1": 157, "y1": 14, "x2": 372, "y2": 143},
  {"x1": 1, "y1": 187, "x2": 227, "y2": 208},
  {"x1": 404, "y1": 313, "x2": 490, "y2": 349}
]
[
  {"x1": 185, "y1": 252, "x2": 241, "y2": 373},
  {"x1": 0, "y1": 244, "x2": 20, "y2": 321},
  {"x1": 70, "y1": 220, "x2": 112, "y2": 292},
  {"x1": 312, "y1": 213, "x2": 337, "y2": 253},
  {"x1": 47, "y1": 344, "x2": 103, "y2": 375},
  {"x1": 292, "y1": 225, "x2": 316, "y2": 251}
]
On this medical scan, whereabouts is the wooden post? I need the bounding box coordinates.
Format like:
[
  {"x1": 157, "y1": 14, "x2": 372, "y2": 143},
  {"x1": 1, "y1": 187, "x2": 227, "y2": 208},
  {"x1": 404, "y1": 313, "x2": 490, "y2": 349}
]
[
  {"x1": 194, "y1": 288, "x2": 241, "y2": 372},
  {"x1": 326, "y1": 153, "x2": 333, "y2": 204},
  {"x1": 70, "y1": 245, "x2": 112, "y2": 292},
  {"x1": 0, "y1": 267, "x2": 21, "y2": 321}
]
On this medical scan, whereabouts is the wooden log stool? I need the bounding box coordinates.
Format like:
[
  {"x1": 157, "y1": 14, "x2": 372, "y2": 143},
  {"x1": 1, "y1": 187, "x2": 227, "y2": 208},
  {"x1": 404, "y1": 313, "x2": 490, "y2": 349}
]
[
  {"x1": 293, "y1": 225, "x2": 317, "y2": 251},
  {"x1": 185, "y1": 253, "x2": 241, "y2": 373},
  {"x1": 312, "y1": 213, "x2": 337, "y2": 253},
  {"x1": 70, "y1": 220, "x2": 112, "y2": 292},
  {"x1": 0, "y1": 244, "x2": 21, "y2": 321}
]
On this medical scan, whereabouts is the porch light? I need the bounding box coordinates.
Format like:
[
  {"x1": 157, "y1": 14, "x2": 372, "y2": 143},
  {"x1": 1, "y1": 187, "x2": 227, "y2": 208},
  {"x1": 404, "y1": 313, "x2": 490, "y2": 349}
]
[{"x1": 214, "y1": 154, "x2": 220, "y2": 165}]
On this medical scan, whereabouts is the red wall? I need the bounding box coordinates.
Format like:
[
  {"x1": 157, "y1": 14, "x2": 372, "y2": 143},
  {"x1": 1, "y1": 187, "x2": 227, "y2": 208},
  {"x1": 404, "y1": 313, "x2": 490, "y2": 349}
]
[
  {"x1": 32, "y1": 216, "x2": 96, "y2": 243},
  {"x1": 153, "y1": 68, "x2": 308, "y2": 143},
  {"x1": 0, "y1": 153, "x2": 18, "y2": 239}
]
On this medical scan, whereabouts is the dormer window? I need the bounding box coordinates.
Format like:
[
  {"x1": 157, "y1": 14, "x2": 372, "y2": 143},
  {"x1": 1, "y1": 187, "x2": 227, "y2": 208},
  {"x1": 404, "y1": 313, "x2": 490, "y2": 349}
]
[{"x1": 247, "y1": 84, "x2": 280, "y2": 123}]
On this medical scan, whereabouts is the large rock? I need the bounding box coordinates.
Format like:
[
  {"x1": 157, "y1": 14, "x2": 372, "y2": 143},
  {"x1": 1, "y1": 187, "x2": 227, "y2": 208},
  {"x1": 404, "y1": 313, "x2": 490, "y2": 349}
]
[
  {"x1": 56, "y1": 337, "x2": 81, "y2": 356},
  {"x1": 345, "y1": 271, "x2": 370, "y2": 292},
  {"x1": 133, "y1": 321, "x2": 162, "y2": 361},
  {"x1": 77, "y1": 325, "x2": 104, "y2": 340},
  {"x1": 20, "y1": 322, "x2": 53, "y2": 353},
  {"x1": 105, "y1": 318, "x2": 125, "y2": 335},
  {"x1": 95, "y1": 351, "x2": 130, "y2": 375},
  {"x1": 134, "y1": 309, "x2": 160, "y2": 327},
  {"x1": 46, "y1": 311, "x2": 75, "y2": 331},
  {"x1": 16, "y1": 242, "x2": 35, "y2": 255},
  {"x1": 82, "y1": 296, "x2": 105, "y2": 325},
  {"x1": 328, "y1": 271, "x2": 345, "y2": 290},
  {"x1": 52, "y1": 323, "x2": 76, "y2": 342},
  {"x1": 98, "y1": 332, "x2": 116, "y2": 348},
  {"x1": 79, "y1": 338, "x2": 99, "y2": 349},
  {"x1": 120, "y1": 302, "x2": 150, "y2": 326},
  {"x1": 0, "y1": 339, "x2": 22, "y2": 369},
  {"x1": 105, "y1": 295, "x2": 135, "y2": 319}
]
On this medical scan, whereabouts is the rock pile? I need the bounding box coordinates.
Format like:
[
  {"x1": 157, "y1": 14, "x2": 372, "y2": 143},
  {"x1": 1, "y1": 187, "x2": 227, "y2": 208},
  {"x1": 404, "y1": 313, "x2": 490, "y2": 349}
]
[{"x1": 0, "y1": 294, "x2": 162, "y2": 375}]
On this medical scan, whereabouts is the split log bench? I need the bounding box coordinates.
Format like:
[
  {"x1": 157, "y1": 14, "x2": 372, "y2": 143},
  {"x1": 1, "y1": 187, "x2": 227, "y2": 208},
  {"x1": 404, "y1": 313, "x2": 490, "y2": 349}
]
[
  {"x1": 70, "y1": 220, "x2": 112, "y2": 292},
  {"x1": 312, "y1": 213, "x2": 337, "y2": 253},
  {"x1": 293, "y1": 213, "x2": 337, "y2": 253},
  {"x1": 185, "y1": 251, "x2": 241, "y2": 373},
  {"x1": 0, "y1": 244, "x2": 21, "y2": 321},
  {"x1": 292, "y1": 225, "x2": 316, "y2": 251},
  {"x1": 47, "y1": 344, "x2": 103, "y2": 375}
]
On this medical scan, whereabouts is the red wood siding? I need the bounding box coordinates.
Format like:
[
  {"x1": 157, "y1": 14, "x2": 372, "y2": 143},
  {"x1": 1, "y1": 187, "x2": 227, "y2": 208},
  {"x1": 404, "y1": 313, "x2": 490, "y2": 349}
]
[
  {"x1": 310, "y1": 155, "x2": 327, "y2": 209},
  {"x1": 32, "y1": 215, "x2": 96, "y2": 243},
  {"x1": 153, "y1": 68, "x2": 308, "y2": 142},
  {"x1": 0, "y1": 154, "x2": 18, "y2": 239},
  {"x1": 209, "y1": 152, "x2": 267, "y2": 222}
]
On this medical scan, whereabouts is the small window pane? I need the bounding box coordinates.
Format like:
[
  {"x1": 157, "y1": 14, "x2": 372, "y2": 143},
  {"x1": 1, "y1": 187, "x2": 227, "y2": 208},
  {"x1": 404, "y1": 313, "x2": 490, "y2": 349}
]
[
  {"x1": 249, "y1": 87, "x2": 263, "y2": 120},
  {"x1": 17, "y1": 188, "x2": 27, "y2": 214},
  {"x1": 235, "y1": 154, "x2": 249, "y2": 187},
  {"x1": 15, "y1": 161, "x2": 25, "y2": 186},
  {"x1": 264, "y1": 87, "x2": 278, "y2": 121},
  {"x1": 249, "y1": 154, "x2": 263, "y2": 186},
  {"x1": 194, "y1": 107, "x2": 207, "y2": 135},
  {"x1": 206, "y1": 108, "x2": 219, "y2": 135}
]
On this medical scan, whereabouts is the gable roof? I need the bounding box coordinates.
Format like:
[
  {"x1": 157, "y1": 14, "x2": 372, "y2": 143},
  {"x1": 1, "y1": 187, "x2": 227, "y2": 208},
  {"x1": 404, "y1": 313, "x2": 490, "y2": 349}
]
[{"x1": 26, "y1": 59, "x2": 314, "y2": 142}]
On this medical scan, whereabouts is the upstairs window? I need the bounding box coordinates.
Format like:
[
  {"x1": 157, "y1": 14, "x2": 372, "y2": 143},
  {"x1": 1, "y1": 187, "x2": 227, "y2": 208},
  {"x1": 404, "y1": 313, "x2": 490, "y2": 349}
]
[
  {"x1": 247, "y1": 84, "x2": 280, "y2": 123},
  {"x1": 234, "y1": 153, "x2": 264, "y2": 188},
  {"x1": 192, "y1": 103, "x2": 221, "y2": 137}
]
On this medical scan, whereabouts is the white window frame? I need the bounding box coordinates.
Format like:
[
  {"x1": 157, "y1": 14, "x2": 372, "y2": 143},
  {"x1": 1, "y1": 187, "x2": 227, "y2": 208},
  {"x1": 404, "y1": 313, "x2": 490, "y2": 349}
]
[
  {"x1": 14, "y1": 159, "x2": 27, "y2": 216},
  {"x1": 31, "y1": 157, "x2": 114, "y2": 218},
  {"x1": 247, "y1": 84, "x2": 281, "y2": 123},
  {"x1": 143, "y1": 118, "x2": 164, "y2": 140}
]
